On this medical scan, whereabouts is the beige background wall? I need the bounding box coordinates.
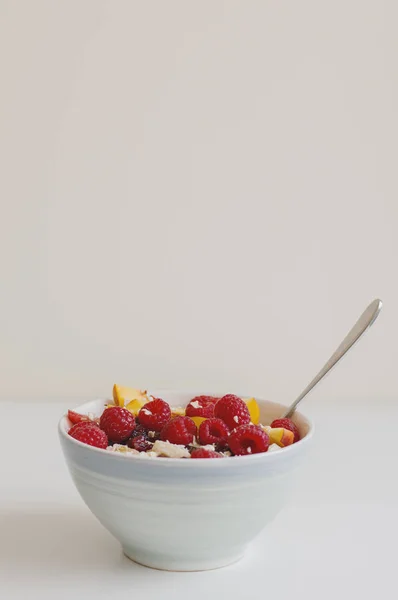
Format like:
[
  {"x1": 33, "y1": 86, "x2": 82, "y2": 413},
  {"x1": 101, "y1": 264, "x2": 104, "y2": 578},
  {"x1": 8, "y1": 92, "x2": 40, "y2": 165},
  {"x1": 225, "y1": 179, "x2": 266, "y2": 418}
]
[{"x1": 0, "y1": 1, "x2": 396, "y2": 402}]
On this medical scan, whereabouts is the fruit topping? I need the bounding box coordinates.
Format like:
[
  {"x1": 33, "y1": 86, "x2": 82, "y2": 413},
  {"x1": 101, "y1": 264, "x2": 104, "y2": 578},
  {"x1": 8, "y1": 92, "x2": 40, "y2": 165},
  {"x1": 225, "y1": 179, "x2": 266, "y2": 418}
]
[
  {"x1": 228, "y1": 424, "x2": 270, "y2": 456},
  {"x1": 244, "y1": 397, "x2": 260, "y2": 425},
  {"x1": 214, "y1": 394, "x2": 251, "y2": 430},
  {"x1": 67, "y1": 386, "x2": 303, "y2": 458},
  {"x1": 68, "y1": 421, "x2": 108, "y2": 449},
  {"x1": 160, "y1": 416, "x2": 197, "y2": 445},
  {"x1": 191, "y1": 448, "x2": 223, "y2": 459},
  {"x1": 198, "y1": 418, "x2": 229, "y2": 449},
  {"x1": 270, "y1": 418, "x2": 300, "y2": 443},
  {"x1": 185, "y1": 396, "x2": 218, "y2": 419},
  {"x1": 268, "y1": 427, "x2": 294, "y2": 447},
  {"x1": 99, "y1": 406, "x2": 136, "y2": 443},
  {"x1": 67, "y1": 410, "x2": 92, "y2": 425},
  {"x1": 113, "y1": 384, "x2": 148, "y2": 408},
  {"x1": 138, "y1": 398, "x2": 171, "y2": 432}
]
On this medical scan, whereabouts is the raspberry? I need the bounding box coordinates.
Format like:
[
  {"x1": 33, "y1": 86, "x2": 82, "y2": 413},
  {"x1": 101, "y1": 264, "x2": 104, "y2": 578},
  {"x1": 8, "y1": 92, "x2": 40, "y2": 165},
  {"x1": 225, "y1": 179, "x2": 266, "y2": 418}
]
[
  {"x1": 228, "y1": 424, "x2": 269, "y2": 456},
  {"x1": 68, "y1": 420, "x2": 98, "y2": 431},
  {"x1": 198, "y1": 418, "x2": 229, "y2": 448},
  {"x1": 185, "y1": 396, "x2": 218, "y2": 418},
  {"x1": 214, "y1": 394, "x2": 250, "y2": 430},
  {"x1": 270, "y1": 418, "x2": 300, "y2": 443},
  {"x1": 160, "y1": 416, "x2": 197, "y2": 445},
  {"x1": 68, "y1": 422, "x2": 108, "y2": 449},
  {"x1": 138, "y1": 398, "x2": 171, "y2": 432},
  {"x1": 191, "y1": 448, "x2": 222, "y2": 459},
  {"x1": 99, "y1": 406, "x2": 136, "y2": 443}
]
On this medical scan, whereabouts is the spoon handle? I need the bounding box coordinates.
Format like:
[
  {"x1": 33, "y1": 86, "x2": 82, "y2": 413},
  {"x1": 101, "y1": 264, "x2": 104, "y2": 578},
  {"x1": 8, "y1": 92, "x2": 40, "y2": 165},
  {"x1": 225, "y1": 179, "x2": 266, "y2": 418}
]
[{"x1": 282, "y1": 299, "x2": 382, "y2": 418}]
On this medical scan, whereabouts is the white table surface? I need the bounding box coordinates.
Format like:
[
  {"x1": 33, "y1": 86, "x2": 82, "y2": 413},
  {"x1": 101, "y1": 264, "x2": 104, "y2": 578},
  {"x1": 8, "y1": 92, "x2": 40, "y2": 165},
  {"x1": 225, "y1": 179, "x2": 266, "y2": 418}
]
[{"x1": 1, "y1": 399, "x2": 396, "y2": 599}]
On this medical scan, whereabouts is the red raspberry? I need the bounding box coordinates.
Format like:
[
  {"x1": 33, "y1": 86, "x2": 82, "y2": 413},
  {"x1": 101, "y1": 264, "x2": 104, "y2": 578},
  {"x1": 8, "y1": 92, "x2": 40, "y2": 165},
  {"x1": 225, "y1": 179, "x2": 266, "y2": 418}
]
[
  {"x1": 68, "y1": 422, "x2": 108, "y2": 449},
  {"x1": 160, "y1": 416, "x2": 197, "y2": 445},
  {"x1": 185, "y1": 396, "x2": 219, "y2": 418},
  {"x1": 198, "y1": 418, "x2": 229, "y2": 449},
  {"x1": 138, "y1": 398, "x2": 171, "y2": 432},
  {"x1": 214, "y1": 394, "x2": 250, "y2": 430},
  {"x1": 99, "y1": 406, "x2": 136, "y2": 443},
  {"x1": 270, "y1": 418, "x2": 300, "y2": 443},
  {"x1": 228, "y1": 424, "x2": 269, "y2": 456},
  {"x1": 191, "y1": 448, "x2": 223, "y2": 459},
  {"x1": 68, "y1": 420, "x2": 98, "y2": 431}
]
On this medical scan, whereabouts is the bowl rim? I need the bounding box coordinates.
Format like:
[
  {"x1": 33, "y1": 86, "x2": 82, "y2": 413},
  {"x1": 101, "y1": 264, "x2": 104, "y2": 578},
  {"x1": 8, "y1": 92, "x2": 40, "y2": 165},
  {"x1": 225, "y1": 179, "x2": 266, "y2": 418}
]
[{"x1": 59, "y1": 392, "x2": 314, "y2": 467}]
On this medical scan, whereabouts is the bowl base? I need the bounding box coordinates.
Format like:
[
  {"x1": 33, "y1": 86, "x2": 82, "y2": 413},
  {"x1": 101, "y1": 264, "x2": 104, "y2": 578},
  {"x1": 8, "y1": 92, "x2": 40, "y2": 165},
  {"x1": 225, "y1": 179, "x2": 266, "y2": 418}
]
[{"x1": 122, "y1": 546, "x2": 245, "y2": 572}]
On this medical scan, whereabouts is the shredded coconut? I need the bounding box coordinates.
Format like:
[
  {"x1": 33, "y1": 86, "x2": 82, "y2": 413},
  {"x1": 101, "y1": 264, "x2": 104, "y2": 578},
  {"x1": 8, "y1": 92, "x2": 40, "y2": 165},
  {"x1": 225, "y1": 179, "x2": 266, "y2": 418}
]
[
  {"x1": 134, "y1": 451, "x2": 157, "y2": 459},
  {"x1": 190, "y1": 400, "x2": 201, "y2": 409},
  {"x1": 261, "y1": 425, "x2": 272, "y2": 434},
  {"x1": 190, "y1": 437, "x2": 201, "y2": 448},
  {"x1": 268, "y1": 443, "x2": 282, "y2": 453},
  {"x1": 152, "y1": 440, "x2": 191, "y2": 458}
]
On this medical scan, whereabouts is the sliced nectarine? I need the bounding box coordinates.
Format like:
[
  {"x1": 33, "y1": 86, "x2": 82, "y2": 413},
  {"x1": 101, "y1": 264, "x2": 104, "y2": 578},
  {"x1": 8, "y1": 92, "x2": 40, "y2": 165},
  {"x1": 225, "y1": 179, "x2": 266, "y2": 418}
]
[
  {"x1": 244, "y1": 397, "x2": 260, "y2": 425},
  {"x1": 125, "y1": 399, "x2": 148, "y2": 416},
  {"x1": 268, "y1": 427, "x2": 294, "y2": 447},
  {"x1": 113, "y1": 384, "x2": 148, "y2": 408},
  {"x1": 190, "y1": 416, "x2": 207, "y2": 428}
]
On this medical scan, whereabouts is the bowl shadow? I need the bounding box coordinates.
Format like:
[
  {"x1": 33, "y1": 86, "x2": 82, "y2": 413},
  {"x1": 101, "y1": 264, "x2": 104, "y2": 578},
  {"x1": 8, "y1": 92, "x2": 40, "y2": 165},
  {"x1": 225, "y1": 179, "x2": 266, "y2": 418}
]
[
  {"x1": 0, "y1": 507, "x2": 276, "y2": 593},
  {"x1": 0, "y1": 508, "x2": 142, "y2": 579}
]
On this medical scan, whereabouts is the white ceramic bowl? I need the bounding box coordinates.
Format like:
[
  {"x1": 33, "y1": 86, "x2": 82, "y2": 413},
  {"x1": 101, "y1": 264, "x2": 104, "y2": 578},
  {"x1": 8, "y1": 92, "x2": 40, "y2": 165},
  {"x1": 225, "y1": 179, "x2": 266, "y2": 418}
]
[{"x1": 59, "y1": 391, "x2": 313, "y2": 571}]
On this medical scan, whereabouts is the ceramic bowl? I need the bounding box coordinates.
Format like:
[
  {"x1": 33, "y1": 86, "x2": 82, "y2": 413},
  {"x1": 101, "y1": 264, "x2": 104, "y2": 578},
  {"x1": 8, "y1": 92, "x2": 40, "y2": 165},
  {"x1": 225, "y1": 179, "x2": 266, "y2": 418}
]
[{"x1": 59, "y1": 391, "x2": 313, "y2": 571}]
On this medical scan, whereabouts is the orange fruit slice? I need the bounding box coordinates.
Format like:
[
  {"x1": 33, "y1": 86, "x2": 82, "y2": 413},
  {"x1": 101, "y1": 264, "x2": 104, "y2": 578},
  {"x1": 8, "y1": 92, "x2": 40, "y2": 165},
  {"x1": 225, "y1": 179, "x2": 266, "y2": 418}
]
[
  {"x1": 125, "y1": 399, "x2": 148, "y2": 416},
  {"x1": 268, "y1": 427, "x2": 294, "y2": 447},
  {"x1": 190, "y1": 416, "x2": 207, "y2": 428},
  {"x1": 113, "y1": 384, "x2": 148, "y2": 408},
  {"x1": 244, "y1": 397, "x2": 260, "y2": 425}
]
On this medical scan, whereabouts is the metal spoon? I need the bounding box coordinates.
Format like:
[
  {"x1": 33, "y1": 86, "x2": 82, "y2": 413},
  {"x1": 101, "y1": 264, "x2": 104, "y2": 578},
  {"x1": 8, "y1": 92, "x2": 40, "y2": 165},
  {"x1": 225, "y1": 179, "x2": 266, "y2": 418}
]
[{"x1": 282, "y1": 298, "x2": 383, "y2": 418}]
